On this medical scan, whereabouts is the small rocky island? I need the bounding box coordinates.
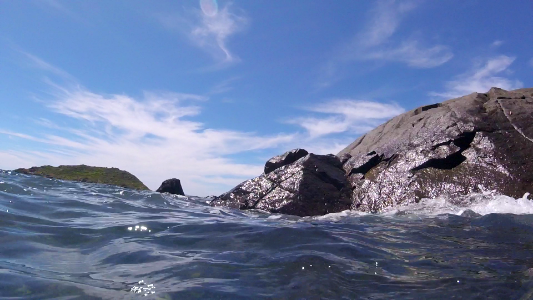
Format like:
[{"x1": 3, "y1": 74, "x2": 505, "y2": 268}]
[
  {"x1": 212, "y1": 87, "x2": 533, "y2": 216},
  {"x1": 14, "y1": 165, "x2": 149, "y2": 190}
]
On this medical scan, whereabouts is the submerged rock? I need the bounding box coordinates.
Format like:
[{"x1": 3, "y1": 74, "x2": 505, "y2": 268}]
[
  {"x1": 211, "y1": 153, "x2": 352, "y2": 216},
  {"x1": 156, "y1": 178, "x2": 185, "y2": 195},
  {"x1": 14, "y1": 165, "x2": 149, "y2": 190},
  {"x1": 339, "y1": 87, "x2": 533, "y2": 212},
  {"x1": 213, "y1": 87, "x2": 533, "y2": 216}
]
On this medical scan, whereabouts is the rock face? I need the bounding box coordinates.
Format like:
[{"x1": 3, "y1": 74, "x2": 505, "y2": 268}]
[
  {"x1": 264, "y1": 148, "x2": 308, "y2": 174},
  {"x1": 156, "y1": 178, "x2": 185, "y2": 195},
  {"x1": 14, "y1": 165, "x2": 149, "y2": 190},
  {"x1": 212, "y1": 87, "x2": 533, "y2": 216},
  {"x1": 211, "y1": 152, "x2": 352, "y2": 216},
  {"x1": 338, "y1": 87, "x2": 533, "y2": 212}
]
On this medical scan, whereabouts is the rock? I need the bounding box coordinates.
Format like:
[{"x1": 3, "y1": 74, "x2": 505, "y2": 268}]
[
  {"x1": 339, "y1": 87, "x2": 533, "y2": 212},
  {"x1": 212, "y1": 87, "x2": 533, "y2": 216},
  {"x1": 211, "y1": 153, "x2": 352, "y2": 216},
  {"x1": 461, "y1": 209, "x2": 481, "y2": 218},
  {"x1": 156, "y1": 178, "x2": 185, "y2": 195},
  {"x1": 264, "y1": 148, "x2": 308, "y2": 174},
  {"x1": 13, "y1": 165, "x2": 149, "y2": 190}
]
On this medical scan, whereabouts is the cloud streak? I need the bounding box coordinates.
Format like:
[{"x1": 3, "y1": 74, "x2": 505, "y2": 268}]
[
  {"x1": 319, "y1": 0, "x2": 452, "y2": 87},
  {"x1": 1, "y1": 84, "x2": 294, "y2": 196},
  {"x1": 288, "y1": 99, "x2": 405, "y2": 138},
  {"x1": 2, "y1": 82, "x2": 404, "y2": 194},
  {"x1": 158, "y1": 3, "x2": 247, "y2": 64},
  {"x1": 430, "y1": 55, "x2": 523, "y2": 98},
  {"x1": 3, "y1": 52, "x2": 407, "y2": 195}
]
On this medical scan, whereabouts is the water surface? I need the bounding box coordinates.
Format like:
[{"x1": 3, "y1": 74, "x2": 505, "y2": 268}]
[{"x1": 1, "y1": 170, "x2": 533, "y2": 299}]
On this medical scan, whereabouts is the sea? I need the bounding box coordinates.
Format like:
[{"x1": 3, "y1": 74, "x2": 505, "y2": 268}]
[{"x1": 1, "y1": 170, "x2": 533, "y2": 299}]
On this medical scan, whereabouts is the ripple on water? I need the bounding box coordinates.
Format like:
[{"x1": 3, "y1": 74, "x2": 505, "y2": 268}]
[{"x1": 1, "y1": 171, "x2": 533, "y2": 298}]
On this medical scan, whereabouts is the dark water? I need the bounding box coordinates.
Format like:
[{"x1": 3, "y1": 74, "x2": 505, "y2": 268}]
[{"x1": 1, "y1": 170, "x2": 533, "y2": 299}]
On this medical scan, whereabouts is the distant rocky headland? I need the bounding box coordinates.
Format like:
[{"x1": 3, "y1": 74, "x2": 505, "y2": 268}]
[
  {"x1": 14, "y1": 165, "x2": 150, "y2": 191},
  {"x1": 212, "y1": 87, "x2": 533, "y2": 216}
]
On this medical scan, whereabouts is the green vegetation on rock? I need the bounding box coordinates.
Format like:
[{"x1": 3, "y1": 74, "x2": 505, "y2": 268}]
[{"x1": 14, "y1": 165, "x2": 150, "y2": 190}]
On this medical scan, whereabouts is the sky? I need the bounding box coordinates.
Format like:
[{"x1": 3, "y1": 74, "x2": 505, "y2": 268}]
[{"x1": 0, "y1": 0, "x2": 532, "y2": 196}]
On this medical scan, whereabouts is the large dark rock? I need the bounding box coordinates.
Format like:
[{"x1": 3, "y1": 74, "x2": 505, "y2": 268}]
[
  {"x1": 211, "y1": 153, "x2": 352, "y2": 216},
  {"x1": 212, "y1": 87, "x2": 533, "y2": 216},
  {"x1": 156, "y1": 178, "x2": 185, "y2": 195},
  {"x1": 338, "y1": 87, "x2": 533, "y2": 212},
  {"x1": 264, "y1": 148, "x2": 308, "y2": 174}
]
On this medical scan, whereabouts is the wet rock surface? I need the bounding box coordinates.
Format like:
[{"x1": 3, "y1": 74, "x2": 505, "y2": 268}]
[
  {"x1": 339, "y1": 87, "x2": 533, "y2": 212},
  {"x1": 211, "y1": 153, "x2": 352, "y2": 216},
  {"x1": 212, "y1": 87, "x2": 533, "y2": 216},
  {"x1": 264, "y1": 148, "x2": 308, "y2": 174},
  {"x1": 156, "y1": 178, "x2": 185, "y2": 195}
]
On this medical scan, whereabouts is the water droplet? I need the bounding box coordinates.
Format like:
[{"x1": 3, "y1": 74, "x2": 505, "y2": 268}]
[{"x1": 302, "y1": 266, "x2": 305, "y2": 270}]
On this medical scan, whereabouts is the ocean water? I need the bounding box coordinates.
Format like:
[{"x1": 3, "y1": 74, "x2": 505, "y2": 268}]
[{"x1": 1, "y1": 170, "x2": 533, "y2": 299}]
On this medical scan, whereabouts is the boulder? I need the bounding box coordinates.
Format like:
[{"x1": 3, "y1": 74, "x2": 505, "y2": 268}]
[
  {"x1": 211, "y1": 153, "x2": 352, "y2": 216},
  {"x1": 338, "y1": 87, "x2": 533, "y2": 212},
  {"x1": 156, "y1": 178, "x2": 185, "y2": 195},
  {"x1": 212, "y1": 87, "x2": 533, "y2": 216},
  {"x1": 264, "y1": 148, "x2": 308, "y2": 174}
]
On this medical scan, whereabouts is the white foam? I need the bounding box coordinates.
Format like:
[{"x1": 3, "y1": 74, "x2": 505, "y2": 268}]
[
  {"x1": 385, "y1": 192, "x2": 533, "y2": 217},
  {"x1": 131, "y1": 280, "x2": 155, "y2": 296},
  {"x1": 313, "y1": 209, "x2": 369, "y2": 221}
]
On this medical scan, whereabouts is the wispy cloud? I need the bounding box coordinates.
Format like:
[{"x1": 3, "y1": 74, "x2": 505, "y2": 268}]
[
  {"x1": 319, "y1": 0, "x2": 452, "y2": 88},
  {"x1": 1, "y1": 82, "x2": 295, "y2": 195},
  {"x1": 288, "y1": 99, "x2": 405, "y2": 138},
  {"x1": 359, "y1": 0, "x2": 417, "y2": 48},
  {"x1": 430, "y1": 55, "x2": 523, "y2": 98},
  {"x1": 209, "y1": 76, "x2": 240, "y2": 95},
  {"x1": 20, "y1": 51, "x2": 77, "y2": 83},
  {"x1": 3, "y1": 52, "x2": 406, "y2": 194},
  {"x1": 158, "y1": 3, "x2": 247, "y2": 64},
  {"x1": 491, "y1": 40, "x2": 504, "y2": 48},
  {"x1": 361, "y1": 41, "x2": 453, "y2": 68}
]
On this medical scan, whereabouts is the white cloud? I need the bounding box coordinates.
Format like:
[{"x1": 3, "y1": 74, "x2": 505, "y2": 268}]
[
  {"x1": 354, "y1": 0, "x2": 453, "y2": 67},
  {"x1": 18, "y1": 51, "x2": 76, "y2": 83},
  {"x1": 1, "y1": 85, "x2": 295, "y2": 196},
  {"x1": 158, "y1": 3, "x2": 247, "y2": 64},
  {"x1": 288, "y1": 99, "x2": 405, "y2": 138},
  {"x1": 360, "y1": 0, "x2": 417, "y2": 47},
  {"x1": 491, "y1": 40, "x2": 504, "y2": 48},
  {"x1": 319, "y1": 0, "x2": 452, "y2": 88},
  {"x1": 430, "y1": 55, "x2": 523, "y2": 98},
  {"x1": 4, "y1": 51, "x2": 408, "y2": 195},
  {"x1": 362, "y1": 41, "x2": 453, "y2": 68},
  {"x1": 2, "y1": 83, "x2": 405, "y2": 194}
]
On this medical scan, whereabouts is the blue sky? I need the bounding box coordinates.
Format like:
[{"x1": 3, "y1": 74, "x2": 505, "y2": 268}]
[{"x1": 0, "y1": 0, "x2": 531, "y2": 195}]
